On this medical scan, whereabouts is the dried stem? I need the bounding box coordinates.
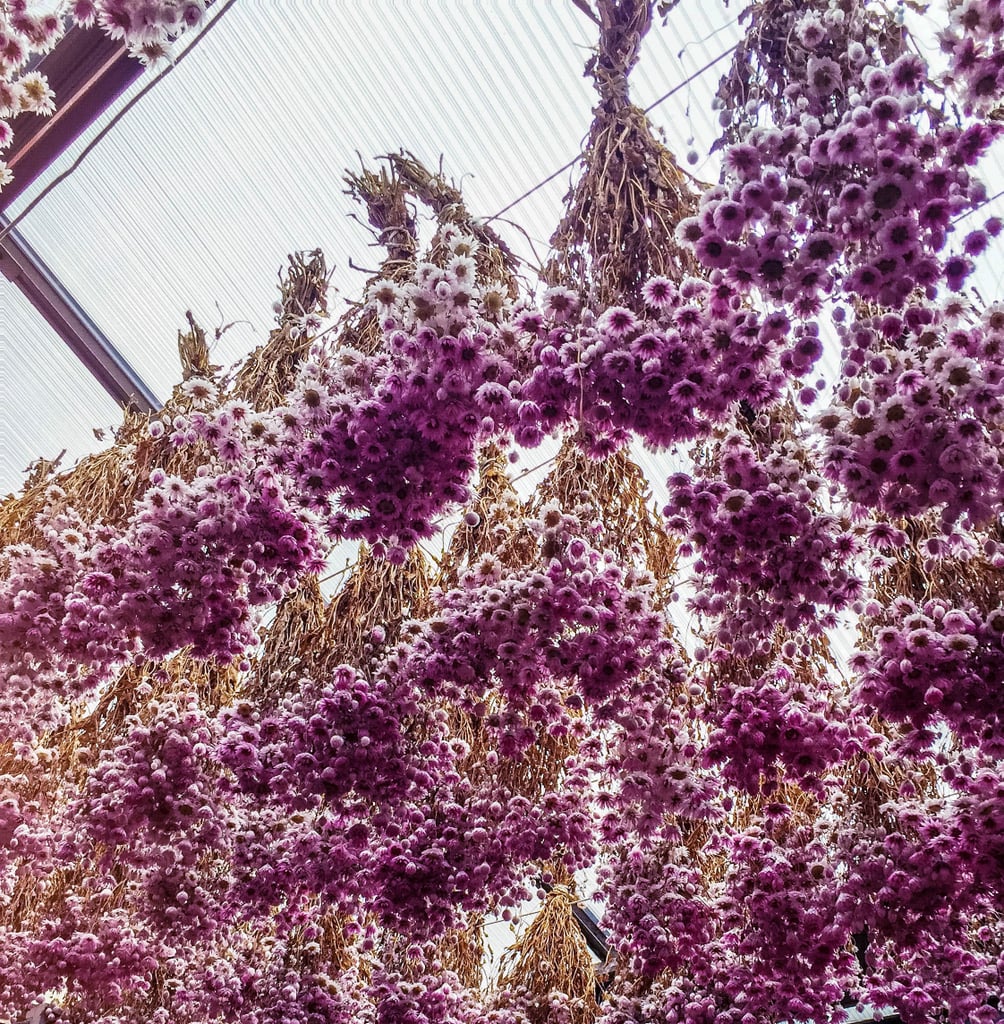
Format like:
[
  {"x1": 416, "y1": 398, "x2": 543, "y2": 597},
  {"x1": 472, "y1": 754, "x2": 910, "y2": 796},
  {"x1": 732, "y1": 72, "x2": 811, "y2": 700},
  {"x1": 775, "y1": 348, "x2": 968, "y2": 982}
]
[
  {"x1": 495, "y1": 883, "x2": 599, "y2": 1024},
  {"x1": 548, "y1": 0, "x2": 700, "y2": 309}
]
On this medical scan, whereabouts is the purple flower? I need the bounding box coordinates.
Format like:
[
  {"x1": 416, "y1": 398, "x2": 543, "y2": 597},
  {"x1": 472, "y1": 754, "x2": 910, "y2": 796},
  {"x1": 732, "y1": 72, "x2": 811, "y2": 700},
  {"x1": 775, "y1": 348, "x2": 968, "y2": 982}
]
[
  {"x1": 597, "y1": 306, "x2": 639, "y2": 339},
  {"x1": 945, "y1": 255, "x2": 974, "y2": 290},
  {"x1": 724, "y1": 144, "x2": 762, "y2": 179},
  {"x1": 695, "y1": 233, "x2": 734, "y2": 269},
  {"x1": 806, "y1": 56, "x2": 842, "y2": 95},
  {"x1": 828, "y1": 124, "x2": 868, "y2": 165},
  {"x1": 868, "y1": 176, "x2": 905, "y2": 213},
  {"x1": 713, "y1": 200, "x2": 747, "y2": 239},
  {"x1": 877, "y1": 216, "x2": 920, "y2": 256},
  {"x1": 641, "y1": 276, "x2": 676, "y2": 309}
]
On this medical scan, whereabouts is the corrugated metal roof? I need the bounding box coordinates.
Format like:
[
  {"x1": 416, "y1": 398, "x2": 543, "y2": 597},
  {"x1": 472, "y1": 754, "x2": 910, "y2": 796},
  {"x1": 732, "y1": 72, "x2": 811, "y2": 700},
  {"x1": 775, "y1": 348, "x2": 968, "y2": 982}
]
[
  {"x1": 4, "y1": 4, "x2": 595, "y2": 396},
  {"x1": 0, "y1": 3, "x2": 739, "y2": 460}
]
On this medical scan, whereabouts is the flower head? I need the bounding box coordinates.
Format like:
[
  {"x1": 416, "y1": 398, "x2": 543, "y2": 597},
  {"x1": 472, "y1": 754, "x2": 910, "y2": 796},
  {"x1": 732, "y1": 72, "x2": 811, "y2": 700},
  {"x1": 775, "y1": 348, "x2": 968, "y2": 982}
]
[
  {"x1": 597, "y1": 306, "x2": 638, "y2": 340},
  {"x1": 17, "y1": 72, "x2": 55, "y2": 116},
  {"x1": 795, "y1": 12, "x2": 826, "y2": 48},
  {"x1": 642, "y1": 275, "x2": 676, "y2": 310},
  {"x1": 542, "y1": 286, "x2": 579, "y2": 321},
  {"x1": 806, "y1": 57, "x2": 842, "y2": 96}
]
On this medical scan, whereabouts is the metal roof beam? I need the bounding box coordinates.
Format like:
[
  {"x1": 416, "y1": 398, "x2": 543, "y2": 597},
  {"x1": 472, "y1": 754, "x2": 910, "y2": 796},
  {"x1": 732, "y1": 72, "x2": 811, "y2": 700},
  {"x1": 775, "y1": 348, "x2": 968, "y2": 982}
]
[
  {"x1": 0, "y1": 25, "x2": 161, "y2": 414},
  {"x1": 0, "y1": 25, "x2": 143, "y2": 208},
  {"x1": 0, "y1": 216, "x2": 160, "y2": 414}
]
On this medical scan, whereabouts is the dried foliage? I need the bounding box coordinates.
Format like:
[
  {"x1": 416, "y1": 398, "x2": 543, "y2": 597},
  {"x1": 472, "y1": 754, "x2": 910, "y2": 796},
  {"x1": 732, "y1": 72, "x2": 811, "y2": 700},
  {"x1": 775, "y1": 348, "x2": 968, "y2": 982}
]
[
  {"x1": 438, "y1": 914, "x2": 488, "y2": 992},
  {"x1": 1, "y1": 248, "x2": 332, "y2": 551},
  {"x1": 385, "y1": 150, "x2": 520, "y2": 296},
  {"x1": 532, "y1": 437, "x2": 679, "y2": 592},
  {"x1": 0, "y1": 652, "x2": 237, "y2": 956},
  {"x1": 345, "y1": 159, "x2": 421, "y2": 268},
  {"x1": 324, "y1": 544, "x2": 434, "y2": 668},
  {"x1": 545, "y1": 0, "x2": 700, "y2": 309},
  {"x1": 341, "y1": 152, "x2": 522, "y2": 355},
  {"x1": 871, "y1": 513, "x2": 1004, "y2": 613},
  {"x1": 178, "y1": 310, "x2": 222, "y2": 381},
  {"x1": 4, "y1": 1, "x2": 1002, "y2": 1018},
  {"x1": 247, "y1": 575, "x2": 330, "y2": 707},
  {"x1": 439, "y1": 443, "x2": 534, "y2": 584},
  {"x1": 229, "y1": 248, "x2": 332, "y2": 407},
  {"x1": 495, "y1": 883, "x2": 599, "y2": 1024},
  {"x1": 0, "y1": 411, "x2": 175, "y2": 547}
]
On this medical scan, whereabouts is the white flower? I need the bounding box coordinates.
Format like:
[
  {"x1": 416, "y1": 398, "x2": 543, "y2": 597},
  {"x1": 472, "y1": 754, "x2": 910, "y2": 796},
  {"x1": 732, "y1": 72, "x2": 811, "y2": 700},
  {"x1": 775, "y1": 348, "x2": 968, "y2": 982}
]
[
  {"x1": 448, "y1": 254, "x2": 476, "y2": 284},
  {"x1": 17, "y1": 72, "x2": 55, "y2": 116},
  {"x1": 0, "y1": 80, "x2": 23, "y2": 117},
  {"x1": 447, "y1": 231, "x2": 479, "y2": 257},
  {"x1": 180, "y1": 376, "x2": 218, "y2": 405},
  {"x1": 367, "y1": 278, "x2": 401, "y2": 308}
]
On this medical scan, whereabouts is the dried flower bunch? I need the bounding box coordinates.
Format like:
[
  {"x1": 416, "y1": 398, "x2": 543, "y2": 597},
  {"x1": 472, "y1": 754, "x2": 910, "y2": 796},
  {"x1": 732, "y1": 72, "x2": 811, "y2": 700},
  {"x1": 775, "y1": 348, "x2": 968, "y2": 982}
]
[
  {"x1": 0, "y1": 0, "x2": 207, "y2": 189},
  {"x1": 2, "y1": 0, "x2": 1004, "y2": 1022}
]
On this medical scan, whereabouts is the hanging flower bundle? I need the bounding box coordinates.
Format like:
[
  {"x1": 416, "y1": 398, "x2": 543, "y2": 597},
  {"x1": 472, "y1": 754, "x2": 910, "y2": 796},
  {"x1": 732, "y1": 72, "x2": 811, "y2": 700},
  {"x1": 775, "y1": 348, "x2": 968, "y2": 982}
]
[
  {"x1": 3, "y1": 0, "x2": 1004, "y2": 1022},
  {"x1": 689, "y1": 0, "x2": 1000, "y2": 314},
  {"x1": 0, "y1": 0, "x2": 210, "y2": 190}
]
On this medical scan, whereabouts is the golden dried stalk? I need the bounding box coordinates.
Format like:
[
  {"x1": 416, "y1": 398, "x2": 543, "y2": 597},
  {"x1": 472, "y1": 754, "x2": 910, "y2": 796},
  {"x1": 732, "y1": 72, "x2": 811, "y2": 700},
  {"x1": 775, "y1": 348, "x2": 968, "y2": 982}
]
[
  {"x1": 437, "y1": 913, "x2": 487, "y2": 992},
  {"x1": 341, "y1": 152, "x2": 523, "y2": 358},
  {"x1": 438, "y1": 443, "x2": 531, "y2": 587},
  {"x1": 229, "y1": 248, "x2": 331, "y2": 407},
  {"x1": 0, "y1": 411, "x2": 184, "y2": 548},
  {"x1": 178, "y1": 310, "x2": 221, "y2": 381},
  {"x1": 345, "y1": 161, "x2": 420, "y2": 268},
  {"x1": 839, "y1": 746, "x2": 940, "y2": 833},
  {"x1": 869, "y1": 513, "x2": 1004, "y2": 615},
  {"x1": 319, "y1": 908, "x2": 367, "y2": 975},
  {"x1": 455, "y1": 704, "x2": 580, "y2": 803},
  {"x1": 495, "y1": 883, "x2": 599, "y2": 1024},
  {"x1": 544, "y1": 102, "x2": 699, "y2": 311},
  {"x1": 532, "y1": 438, "x2": 679, "y2": 590},
  {"x1": 382, "y1": 150, "x2": 520, "y2": 295},
  {"x1": 592, "y1": 0, "x2": 652, "y2": 98},
  {"x1": 339, "y1": 161, "x2": 422, "y2": 356},
  {"x1": 546, "y1": 1, "x2": 700, "y2": 309},
  {"x1": 324, "y1": 544, "x2": 433, "y2": 668},
  {"x1": 246, "y1": 575, "x2": 330, "y2": 706},
  {"x1": 271, "y1": 905, "x2": 367, "y2": 977}
]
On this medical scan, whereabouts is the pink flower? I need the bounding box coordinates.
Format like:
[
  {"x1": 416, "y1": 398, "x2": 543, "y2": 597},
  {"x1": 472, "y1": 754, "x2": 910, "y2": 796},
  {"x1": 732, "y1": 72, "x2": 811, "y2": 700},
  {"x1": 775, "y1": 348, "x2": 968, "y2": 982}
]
[
  {"x1": 597, "y1": 306, "x2": 638, "y2": 339},
  {"x1": 641, "y1": 276, "x2": 676, "y2": 309},
  {"x1": 877, "y1": 216, "x2": 920, "y2": 256},
  {"x1": 806, "y1": 56, "x2": 842, "y2": 95},
  {"x1": 828, "y1": 124, "x2": 867, "y2": 165},
  {"x1": 695, "y1": 234, "x2": 734, "y2": 269}
]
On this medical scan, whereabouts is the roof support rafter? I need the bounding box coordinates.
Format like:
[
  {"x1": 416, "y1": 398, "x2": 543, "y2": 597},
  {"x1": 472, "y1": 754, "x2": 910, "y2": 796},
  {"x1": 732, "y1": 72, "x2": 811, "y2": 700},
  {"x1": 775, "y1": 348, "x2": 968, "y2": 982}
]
[
  {"x1": 0, "y1": 216, "x2": 160, "y2": 414},
  {"x1": 1, "y1": 26, "x2": 143, "y2": 208},
  {"x1": 0, "y1": 25, "x2": 161, "y2": 415}
]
